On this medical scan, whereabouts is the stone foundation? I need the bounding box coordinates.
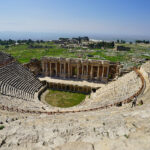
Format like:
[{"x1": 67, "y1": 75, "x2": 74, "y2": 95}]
[{"x1": 47, "y1": 82, "x2": 95, "y2": 94}]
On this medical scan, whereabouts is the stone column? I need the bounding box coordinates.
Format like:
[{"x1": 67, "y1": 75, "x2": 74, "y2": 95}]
[
  {"x1": 87, "y1": 64, "x2": 88, "y2": 75},
  {"x1": 78, "y1": 86, "x2": 80, "y2": 93},
  {"x1": 50, "y1": 62, "x2": 52, "y2": 76},
  {"x1": 74, "y1": 85, "x2": 76, "y2": 92},
  {"x1": 90, "y1": 65, "x2": 93, "y2": 80},
  {"x1": 47, "y1": 62, "x2": 49, "y2": 76},
  {"x1": 60, "y1": 63, "x2": 62, "y2": 76},
  {"x1": 86, "y1": 64, "x2": 89, "y2": 79},
  {"x1": 64, "y1": 63, "x2": 66, "y2": 74},
  {"x1": 97, "y1": 65, "x2": 100, "y2": 80},
  {"x1": 44, "y1": 62, "x2": 46, "y2": 75},
  {"x1": 44, "y1": 62, "x2": 46, "y2": 74},
  {"x1": 107, "y1": 66, "x2": 109, "y2": 78},
  {"x1": 64, "y1": 63, "x2": 66, "y2": 78},
  {"x1": 68, "y1": 63, "x2": 70, "y2": 78},
  {"x1": 70, "y1": 65, "x2": 72, "y2": 78},
  {"x1": 82, "y1": 64, "x2": 84, "y2": 76},
  {"x1": 102, "y1": 66, "x2": 104, "y2": 79},
  {"x1": 77, "y1": 64, "x2": 80, "y2": 79},
  {"x1": 55, "y1": 62, "x2": 57, "y2": 76},
  {"x1": 45, "y1": 62, "x2": 48, "y2": 76}
]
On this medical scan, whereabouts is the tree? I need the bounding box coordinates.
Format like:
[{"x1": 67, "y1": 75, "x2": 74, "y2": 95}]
[{"x1": 117, "y1": 39, "x2": 120, "y2": 43}]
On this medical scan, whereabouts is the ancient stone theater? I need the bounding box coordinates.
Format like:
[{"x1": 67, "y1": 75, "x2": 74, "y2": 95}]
[{"x1": 1, "y1": 51, "x2": 149, "y2": 149}]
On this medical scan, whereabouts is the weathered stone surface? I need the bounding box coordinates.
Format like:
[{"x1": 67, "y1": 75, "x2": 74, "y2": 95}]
[
  {"x1": 24, "y1": 58, "x2": 42, "y2": 76},
  {"x1": 55, "y1": 142, "x2": 94, "y2": 150},
  {"x1": 0, "y1": 60, "x2": 150, "y2": 150}
]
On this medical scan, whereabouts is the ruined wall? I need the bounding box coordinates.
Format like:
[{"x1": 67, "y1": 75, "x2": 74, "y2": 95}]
[
  {"x1": 0, "y1": 52, "x2": 14, "y2": 67},
  {"x1": 24, "y1": 59, "x2": 42, "y2": 76},
  {"x1": 116, "y1": 46, "x2": 130, "y2": 51},
  {"x1": 24, "y1": 57, "x2": 120, "y2": 81}
]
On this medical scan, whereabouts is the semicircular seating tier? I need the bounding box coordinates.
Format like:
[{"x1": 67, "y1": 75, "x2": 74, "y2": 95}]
[
  {"x1": 87, "y1": 71, "x2": 142, "y2": 107},
  {"x1": 0, "y1": 61, "x2": 43, "y2": 101},
  {"x1": 0, "y1": 66, "x2": 143, "y2": 112},
  {"x1": 59, "y1": 71, "x2": 142, "y2": 111}
]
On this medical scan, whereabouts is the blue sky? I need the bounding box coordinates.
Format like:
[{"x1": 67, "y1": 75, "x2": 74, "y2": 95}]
[{"x1": 0, "y1": 0, "x2": 150, "y2": 36}]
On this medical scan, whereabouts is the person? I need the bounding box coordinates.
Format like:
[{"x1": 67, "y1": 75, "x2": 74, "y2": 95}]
[{"x1": 131, "y1": 96, "x2": 137, "y2": 108}]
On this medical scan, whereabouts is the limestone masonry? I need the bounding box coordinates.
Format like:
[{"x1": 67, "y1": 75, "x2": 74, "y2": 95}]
[
  {"x1": 25, "y1": 57, "x2": 121, "y2": 82},
  {"x1": 41, "y1": 57, "x2": 120, "y2": 82}
]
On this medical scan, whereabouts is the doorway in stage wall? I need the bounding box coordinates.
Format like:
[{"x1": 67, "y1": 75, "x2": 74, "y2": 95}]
[
  {"x1": 72, "y1": 66, "x2": 77, "y2": 78},
  {"x1": 51, "y1": 63, "x2": 56, "y2": 77},
  {"x1": 93, "y1": 66, "x2": 98, "y2": 79}
]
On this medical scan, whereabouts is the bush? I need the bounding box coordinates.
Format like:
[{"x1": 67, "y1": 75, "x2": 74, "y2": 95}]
[{"x1": 0, "y1": 125, "x2": 5, "y2": 130}]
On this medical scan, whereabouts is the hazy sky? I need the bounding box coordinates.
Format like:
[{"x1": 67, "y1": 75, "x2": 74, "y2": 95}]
[{"x1": 0, "y1": 0, "x2": 150, "y2": 36}]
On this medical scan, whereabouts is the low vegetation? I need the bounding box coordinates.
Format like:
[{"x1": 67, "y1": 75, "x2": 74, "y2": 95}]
[
  {"x1": 0, "y1": 40, "x2": 150, "y2": 70},
  {"x1": 0, "y1": 125, "x2": 5, "y2": 130},
  {"x1": 45, "y1": 89, "x2": 86, "y2": 108},
  {"x1": 0, "y1": 43, "x2": 68, "y2": 63}
]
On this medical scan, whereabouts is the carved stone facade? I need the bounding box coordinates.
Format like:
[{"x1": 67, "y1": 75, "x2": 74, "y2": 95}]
[{"x1": 41, "y1": 57, "x2": 120, "y2": 82}]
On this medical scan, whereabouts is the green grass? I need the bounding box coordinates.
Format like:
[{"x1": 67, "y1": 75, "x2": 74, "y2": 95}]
[
  {"x1": 124, "y1": 134, "x2": 129, "y2": 139},
  {"x1": 0, "y1": 43, "x2": 69, "y2": 63},
  {"x1": 45, "y1": 89, "x2": 86, "y2": 108}
]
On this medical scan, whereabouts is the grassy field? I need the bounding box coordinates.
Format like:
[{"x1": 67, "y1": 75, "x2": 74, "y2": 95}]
[
  {"x1": 0, "y1": 42, "x2": 150, "y2": 69},
  {"x1": 0, "y1": 43, "x2": 69, "y2": 63},
  {"x1": 45, "y1": 89, "x2": 86, "y2": 108},
  {"x1": 0, "y1": 42, "x2": 85, "y2": 63}
]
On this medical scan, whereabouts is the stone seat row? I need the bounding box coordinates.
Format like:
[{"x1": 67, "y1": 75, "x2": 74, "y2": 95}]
[
  {"x1": 15, "y1": 63, "x2": 40, "y2": 81},
  {"x1": 88, "y1": 71, "x2": 142, "y2": 107},
  {"x1": 0, "y1": 79, "x2": 35, "y2": 100},
  {"x1": 10, "y1": 62, "x2": 42, "y2": 87},
  {"x1": 0, "y1": 62, "x2": 43, "y2": 100},
  {"x1": 0, "y1": 62, "x2": 42, "y2": 87},
  {"x1": 0, "y1": 81, "x2": 34, "y2": 100},
  {"x1": 0, "y1": 66, "x2": 41, "y2": 93},
  {"x1": 0, "y1": 62, "x2": 40, "y2": 86},
  {"x1": 0, "y1": 94, "x2": 46, "y2": 111}
]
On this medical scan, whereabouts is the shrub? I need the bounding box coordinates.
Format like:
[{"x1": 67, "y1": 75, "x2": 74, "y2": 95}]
[{"x1": 0, "y1": 125, "x2": 5, "y2": 130}]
